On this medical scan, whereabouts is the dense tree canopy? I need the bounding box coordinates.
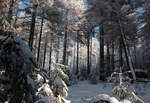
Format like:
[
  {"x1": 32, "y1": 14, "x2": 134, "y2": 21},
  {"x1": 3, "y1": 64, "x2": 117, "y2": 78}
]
[{"x1": 0, "y1": 0, "x2": 149, "y2": 102}]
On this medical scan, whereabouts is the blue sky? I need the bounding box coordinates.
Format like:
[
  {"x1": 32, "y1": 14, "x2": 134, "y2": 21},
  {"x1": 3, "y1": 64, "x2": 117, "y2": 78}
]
[
  {"x1": 17, "y1": 1, "x2": 32, "y2": 17},
  {"x1": 18, "y1": 0, "x2": 32, "y2": 9},
  {"x1": 135, "y1": 7, "x2": 145, "y2": 35},
  {"x1": 135, "y1": 7, "x2": 144, "y2": 16}
]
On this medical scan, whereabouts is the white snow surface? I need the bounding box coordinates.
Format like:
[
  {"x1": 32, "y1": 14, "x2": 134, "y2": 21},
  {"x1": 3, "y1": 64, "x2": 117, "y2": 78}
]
[{"x1": 67, "y1": 81, "x2": 150, "y2": 103}]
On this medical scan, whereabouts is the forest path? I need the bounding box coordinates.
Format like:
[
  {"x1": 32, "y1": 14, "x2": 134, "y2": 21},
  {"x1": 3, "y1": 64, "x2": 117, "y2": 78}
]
[
  {"x1": 67, "y1": 81, "x2": 150, "y2": 103},
  {"x1": 67, "y1": 81, "x2": 112, "y2": 103}
]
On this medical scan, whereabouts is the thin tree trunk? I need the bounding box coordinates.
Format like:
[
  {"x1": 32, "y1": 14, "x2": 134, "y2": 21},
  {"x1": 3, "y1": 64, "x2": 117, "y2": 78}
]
[
  {"x1": 118, "y1": 18, "x2": 136, "y2": 80},
  {"x1": 111, "y1": 41, "x2": 115, "y2": 72},
  {"x1": 62, "y1": 10, "x2": 69, "y2": 65},
  {"x1": 87, "y1": 33, "x2": 90, "y2": 75},
  {"x1": 28, "y1": 5, "x2": 37, "y2": 50},
  {"x1": 119, "y1": 37, "x2": 123, "y2": 68},
  {"x1": 43, "y1": 36, "x2": 48, "y2": 68},
  {"x1": 49, "y1": 38, "x2": 53, "y2": 70},
  {"x1": 99, "y1": 24, "x2": 105, "y2": 80},
  {"x1": 90, "y1": 29, "x2": 94, "y2": 70},
  {"x1": 106, "y1": 39, "x2": 110, "y2": 76},
  {"x1": 62, "y1": 25, "x2": 68, "y2": 65},
  {"x1": 79, "y1": 43, "x2": 82, "y2": 69},
  {"x1": 73, "y1": 41, "x2": 76, "y2": 74},
  {"x1": 133, "y1": 42, "x2": 137, "y2": 68},
  {"x1": 37, "y1": 17, "x2": 44, "y2": 61},
  {"x1": 90, "y1": 35, "x2": 93, "y2": 71},
  {"x1": 14, "y1": 8, "x2": 19, "y2": 28},
  {"x1": 66, "y1": 37, "x2": 69, "y2": 65},
  {"x1": 7, "y1": 0, "x2": 15, "y2": 24},
  {"x1": 33, "y1": 26, "x2": 39, "y2": 55},
  {"x1": 76, "y1": 31, "x2": 79, "y2": 76},
  {"x1": 56, "y1": 36, "x2": 60, "y2": 63}
]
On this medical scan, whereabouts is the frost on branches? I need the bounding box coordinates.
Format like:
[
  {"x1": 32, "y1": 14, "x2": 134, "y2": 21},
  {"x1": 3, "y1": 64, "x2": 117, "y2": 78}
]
[
  {"x1": 0, "y1": 36, "x2": 70, "y2": 103},
  {"x1": 36, "y1": 63, "x2": 70, "y2": 103},
  {"x1": 85, "y1": 67, "x2": 144, "y2": 103},
  {"x1": 110, "y1": 68, "x2": 144, "y2": 103}
]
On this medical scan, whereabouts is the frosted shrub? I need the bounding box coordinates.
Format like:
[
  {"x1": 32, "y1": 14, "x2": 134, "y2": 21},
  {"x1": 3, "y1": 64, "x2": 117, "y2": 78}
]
[
  {"x1": 0, "y1": 36, "x2": 38, "y2": 103},
  {"x1": 0, "y1": 36, "x2": 70, "y2": 103},
  {"x1": 86, "y1": 67, "x2": 144, "y2": 103},
  {"x1": 34, "y1": 63, "x2": 70, "y2": 103},
  {"x1": 110, "y1": 67, "x2": 144, "y2": 103}
]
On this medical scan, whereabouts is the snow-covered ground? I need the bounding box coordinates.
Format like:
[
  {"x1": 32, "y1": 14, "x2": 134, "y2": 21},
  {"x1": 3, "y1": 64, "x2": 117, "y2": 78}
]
[{"x1": 67, "y1": 81, "x2": 150, "y2": 103}]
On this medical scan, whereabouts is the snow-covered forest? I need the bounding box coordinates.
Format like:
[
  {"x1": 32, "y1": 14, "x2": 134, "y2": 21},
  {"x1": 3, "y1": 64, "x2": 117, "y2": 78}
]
[{"x1": 0, "y1": 0, "x2": 150, "y2": 103}]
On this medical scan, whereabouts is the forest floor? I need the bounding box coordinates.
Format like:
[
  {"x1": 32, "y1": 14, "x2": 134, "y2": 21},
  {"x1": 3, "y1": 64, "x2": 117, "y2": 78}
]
[{"x1": 67, "y1": 81, "x2": 150, "y2": 103}]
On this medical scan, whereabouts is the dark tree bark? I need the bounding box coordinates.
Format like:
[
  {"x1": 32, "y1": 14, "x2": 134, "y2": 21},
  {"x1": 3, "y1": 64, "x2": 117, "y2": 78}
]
[
  {"x1": 37, "y1": 17, "x2": 44, "y2": 61},
  {"x1": 76, "y1": 31, "x2": 79, "y2": 76},
  {"x1": 66, "y1": 37, "x2": 69, "y2": 65},
  {"x1": 87, "y1": 33, "x2": 90, "y2": 75},
  {"x1": 119, "y1": 38, "x2": 123, "y2": 68},
  {"x1": 28, "y1": 5, "x2": 37, "y2": 51},
  {"x1": 62, "y1": 10, "x2": 69, "y2": 65},
  {"x1": 14, "y1": 8, "x2": 19, "y2": 28},
  {"x1": 56, "y1": 36, "x2": 60, "y2": 63},
  {"x1": 7, "y1": 0, "x2": 15, "y2": 24},
  {"x1": 111, "y1": 41, "x2": 115, "y2": 72},
  {"x1": 62, "y1": 25, "x2": 68, "y2": 65},
  {"x1": 90, "y1": 35, "x2": 93, "y2": 71},
  {"x1": 43, "y1": 37, "x2": 48, "y2": 68},
  {"x1": 106, "y1": 39, "x2": 110, "y2": 76},
  {"x1": 118, "y1": 18, "x2": 136, "y2": 80},
  {"x1": 133, "y1": 42, "x2": 137, "y2": 68},
  {"x1": 49, "y1": 38, "x2": 53, "y2": 70},
  {"x1": 99, "y1": 24, "x2": 105, "y2": 80},
  {"x1": 79, "y1": 43, "x2": 81, "y2": 66},
  {"x1": 73, "y1": 41, "x2": 76, "y2": 74}
]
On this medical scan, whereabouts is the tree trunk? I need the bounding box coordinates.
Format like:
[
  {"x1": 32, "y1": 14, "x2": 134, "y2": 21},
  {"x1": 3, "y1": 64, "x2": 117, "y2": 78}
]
[
  {"x1": 7, "y1": 0, "x2": 14, "y2": 24},
  {"x1": 37, "y1": 17, "x2": 44, "y2": 61},
  {"x1": 62, "y1": 10, "x2": 69, "y2": 65},
  {"x1": 49, "y1": 38, "x2": 53, "y2": 70},
  {"x1": 87, "y1": 33, "x2": 90, "y2": 75},
  {"x1": 133, "y1": 42, "x2": 137, "y2": 69},
  {"x1": 119, "y1": 37, "x2": 123, "y2": 68},
  {"x1": 76, "y1": 31, "x2": 79, "y2": 76},
  {"x1": 106, "y1": 39, "x2": 110, "y2": 76},
  {"x1": 33, "y1": 27, "x2": 39, "y2": 55},
  {"x1": 118, "y1": 18, "x2": 136, "y2": 81},
  {"x1": 111, "y1": 41, "x2": 115, "y2": 72},
  {"x1": 99, "y1": 24, "x2": 105, "y2": 80},
  {"x1": 43, "y1": 36, "x2": 48, "y2": 68},
  {"x1": 28, "y1": 5, "x2": 37, "y2": 51},
  {"x1": 90, "y1": 35, "x2": 93, "y2": 71},
  {"x1": 14, "y1": 8, "x2": 19, "y2": 28},
  {"x1": 73, "y1": 40, "x2": 76, "y2": 74},
  {"x1": 62, "y1": 25, "x2": 68, "y2": 65},
  {"x1": 56, "y1": 36, "x2": 60, "y2": 63}
]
